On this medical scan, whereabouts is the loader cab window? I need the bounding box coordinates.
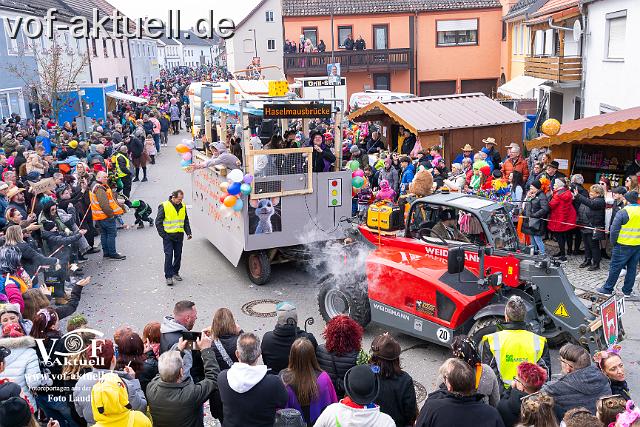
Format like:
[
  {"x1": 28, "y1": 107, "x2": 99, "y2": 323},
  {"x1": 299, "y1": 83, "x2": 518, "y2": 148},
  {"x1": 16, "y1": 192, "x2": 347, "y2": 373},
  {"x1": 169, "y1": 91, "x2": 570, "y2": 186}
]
[
  {"x1": 407, "y1": 202, "x2": 479, "y2": 245},
  {"x1": 487, "y1": 210, "x2": 519, "y2": 251}
]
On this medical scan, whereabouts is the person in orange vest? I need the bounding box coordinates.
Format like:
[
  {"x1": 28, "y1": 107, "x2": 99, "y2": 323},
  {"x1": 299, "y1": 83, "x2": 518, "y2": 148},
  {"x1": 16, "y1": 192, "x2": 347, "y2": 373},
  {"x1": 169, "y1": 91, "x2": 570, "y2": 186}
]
[{"x1": 89, "y1": 171, "x2": 126, "y2": 260}]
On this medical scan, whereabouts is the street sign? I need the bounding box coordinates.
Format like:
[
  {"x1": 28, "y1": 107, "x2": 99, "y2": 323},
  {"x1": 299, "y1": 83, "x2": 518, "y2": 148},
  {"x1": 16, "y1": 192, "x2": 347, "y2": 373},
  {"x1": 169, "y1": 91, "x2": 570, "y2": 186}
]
[
  {"x1": 600, "y1": 297, "x2": 621, "y2": 346},
  {"x1": 303, "y1": 78, "x2": 346, "y2": 87},
  {"x1": 268, "y1": 81, "x2": 289, "y2": 97},
  {"x1": 263, "y1": 104, "x2": 331, "y2": 119}
]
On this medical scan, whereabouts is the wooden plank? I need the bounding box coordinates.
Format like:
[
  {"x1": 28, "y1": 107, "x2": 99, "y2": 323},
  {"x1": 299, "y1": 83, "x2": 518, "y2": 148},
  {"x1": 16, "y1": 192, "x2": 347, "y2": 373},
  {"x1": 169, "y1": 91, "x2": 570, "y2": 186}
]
[{"x1": 250, "y1": 188, "x2": 313, "y2": 200}]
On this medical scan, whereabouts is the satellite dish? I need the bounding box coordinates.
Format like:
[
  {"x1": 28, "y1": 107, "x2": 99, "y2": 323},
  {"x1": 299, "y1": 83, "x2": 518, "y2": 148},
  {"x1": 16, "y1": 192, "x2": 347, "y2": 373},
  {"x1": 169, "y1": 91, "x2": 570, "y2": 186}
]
[{"x1": 573, "y1": 20, "x2": 583, "y2": 42}]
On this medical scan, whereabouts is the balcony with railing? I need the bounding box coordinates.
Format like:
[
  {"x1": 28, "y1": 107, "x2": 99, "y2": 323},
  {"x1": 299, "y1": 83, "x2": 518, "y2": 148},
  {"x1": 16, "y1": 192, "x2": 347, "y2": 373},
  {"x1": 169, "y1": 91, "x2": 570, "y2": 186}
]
[
  {"x1": 284, "y1": 48, "x2": 412, "y2": 75},
  {"x1": 524, "y1": 56, "x2": 582, "y2": 83}
]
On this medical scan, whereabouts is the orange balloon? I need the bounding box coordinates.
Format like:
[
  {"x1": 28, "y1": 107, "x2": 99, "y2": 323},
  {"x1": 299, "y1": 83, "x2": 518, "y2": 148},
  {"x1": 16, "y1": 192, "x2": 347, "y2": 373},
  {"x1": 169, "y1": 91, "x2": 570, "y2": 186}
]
[
  {"x1": 541, "y1": 119, "x2": 561, "y2": 137},
  {"x1": 223, "y1": 195, "x2": 237, "y2": 207},
  {"x1": 175, "y1": 144, "x2": 190, "y2": 154}
]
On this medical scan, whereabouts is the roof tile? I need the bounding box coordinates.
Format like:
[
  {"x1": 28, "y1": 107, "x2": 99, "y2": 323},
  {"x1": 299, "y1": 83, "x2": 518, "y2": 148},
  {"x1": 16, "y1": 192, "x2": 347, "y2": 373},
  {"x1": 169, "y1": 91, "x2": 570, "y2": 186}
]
[{"x1": 283, "y1": 0, "x2": 501, "y2": 16}]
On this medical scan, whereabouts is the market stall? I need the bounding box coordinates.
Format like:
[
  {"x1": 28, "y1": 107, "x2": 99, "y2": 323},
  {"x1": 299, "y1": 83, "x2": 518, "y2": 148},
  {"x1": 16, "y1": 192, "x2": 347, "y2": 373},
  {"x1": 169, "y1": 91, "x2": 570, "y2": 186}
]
[
  {"x1": 526, "y1": 106, "x2": 640, "y2": 186},
  {"x1": 347, "y1": 93, "x2": 526, "y2": 159}
]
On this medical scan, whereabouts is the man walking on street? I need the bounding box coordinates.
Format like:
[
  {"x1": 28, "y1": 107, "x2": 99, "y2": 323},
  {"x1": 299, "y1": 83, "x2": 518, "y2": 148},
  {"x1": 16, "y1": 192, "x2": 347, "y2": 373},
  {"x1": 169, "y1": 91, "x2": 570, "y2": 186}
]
[
  {"x1": 597, "y1": 191, "x2": 640, "y2": 298},
  {"x1": 156, "y1": 190, "x2": 192, "y2": 285},
  {"x1": 89, "y1": 171, "x2": 126, "y2": 260}
]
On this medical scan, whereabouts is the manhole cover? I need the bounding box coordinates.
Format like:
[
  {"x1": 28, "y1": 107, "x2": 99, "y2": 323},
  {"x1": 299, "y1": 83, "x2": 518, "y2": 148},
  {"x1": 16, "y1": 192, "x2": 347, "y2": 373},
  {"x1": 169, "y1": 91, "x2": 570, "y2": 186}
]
[
  {"x1": 241, "y1": 299, "x2": 282, "y2": 318},
  {"x1": 413, "y1": 380, "x2": 427, "y2": 403}
]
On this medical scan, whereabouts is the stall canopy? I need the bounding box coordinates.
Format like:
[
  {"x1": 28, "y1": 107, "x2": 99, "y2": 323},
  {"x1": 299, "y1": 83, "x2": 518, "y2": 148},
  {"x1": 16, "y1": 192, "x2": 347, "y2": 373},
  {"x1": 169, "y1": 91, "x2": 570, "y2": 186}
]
[
  {"x1": 206, "y1": 102, "x2": 264, "y2": 117},
  {"x1": 526, "y1": 106, "x2": 640, "y2": 149},
  {"x1": 347, "y1": 93, "x2": 526, "y2": 135},
  {"x1": 106, "y1": 91, "x2": 148, "y2": 104},
  {"x1": 498, "y1": 75, "x2": 549, "y2": 99}
]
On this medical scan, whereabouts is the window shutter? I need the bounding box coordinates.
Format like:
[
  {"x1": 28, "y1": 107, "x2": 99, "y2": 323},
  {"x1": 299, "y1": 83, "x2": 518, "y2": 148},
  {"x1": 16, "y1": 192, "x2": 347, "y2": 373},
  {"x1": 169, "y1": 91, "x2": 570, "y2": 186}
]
[
  {"x1": 437, "y1": 19, "x2": 478, "y2": 32},
  {"x1": 607, "y1": 16, "x2": 626, "y2": 58}
]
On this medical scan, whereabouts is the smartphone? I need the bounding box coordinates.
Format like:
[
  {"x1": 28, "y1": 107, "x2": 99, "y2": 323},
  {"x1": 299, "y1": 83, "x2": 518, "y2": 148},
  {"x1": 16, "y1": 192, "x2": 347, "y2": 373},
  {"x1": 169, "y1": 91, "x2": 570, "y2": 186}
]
[{"x1": 181, "y1": 331, "x2": 202, "y2": 341}]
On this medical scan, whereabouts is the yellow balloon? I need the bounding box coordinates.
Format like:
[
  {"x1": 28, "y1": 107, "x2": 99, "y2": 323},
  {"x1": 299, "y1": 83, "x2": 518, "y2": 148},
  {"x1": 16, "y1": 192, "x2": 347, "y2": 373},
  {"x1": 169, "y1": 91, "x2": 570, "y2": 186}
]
[
  {"x1": 175, "y1": 144, "x2": 190, "y2": 154},
  {"x1": 223, "y1": 195, "x2": 237, "y2": 208},
  {"x1": 541, "y1": 119, "x2": 561, "y2": 137}
]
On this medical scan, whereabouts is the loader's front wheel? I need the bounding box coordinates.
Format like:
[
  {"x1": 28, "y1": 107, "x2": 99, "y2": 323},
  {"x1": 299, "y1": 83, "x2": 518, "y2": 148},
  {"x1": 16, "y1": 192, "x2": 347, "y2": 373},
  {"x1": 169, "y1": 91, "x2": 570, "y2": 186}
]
[
  {"x1": 468, "y1": 316, "x2": 502, "y2": 347},
  {"x1": 318, "y1": 276, "x2": 371, "y2": 327}
]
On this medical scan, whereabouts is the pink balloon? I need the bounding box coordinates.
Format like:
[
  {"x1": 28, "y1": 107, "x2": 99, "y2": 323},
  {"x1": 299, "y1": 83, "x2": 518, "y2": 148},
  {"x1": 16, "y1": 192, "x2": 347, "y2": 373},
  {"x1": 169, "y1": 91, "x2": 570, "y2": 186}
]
[
  {"x1": 352, "y1": 169, "x2": 365, "y2": 178},
  {"x1": 181, "y1": 151, "x2": 192, "y2": 161}
]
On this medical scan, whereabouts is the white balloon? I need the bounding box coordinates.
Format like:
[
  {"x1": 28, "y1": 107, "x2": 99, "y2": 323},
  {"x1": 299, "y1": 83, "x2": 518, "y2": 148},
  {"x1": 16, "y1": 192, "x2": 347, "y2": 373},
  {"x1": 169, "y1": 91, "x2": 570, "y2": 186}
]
[{"x1": 227, "y1": 169, "x2": 244, "y2": 183}]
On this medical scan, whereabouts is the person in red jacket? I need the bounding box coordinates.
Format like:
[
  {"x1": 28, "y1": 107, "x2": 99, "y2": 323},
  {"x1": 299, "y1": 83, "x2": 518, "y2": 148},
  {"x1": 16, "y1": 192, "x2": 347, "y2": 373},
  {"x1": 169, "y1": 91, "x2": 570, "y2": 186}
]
[{"x1": 548, "y1": 178, "x2": 576, "y2": 261}]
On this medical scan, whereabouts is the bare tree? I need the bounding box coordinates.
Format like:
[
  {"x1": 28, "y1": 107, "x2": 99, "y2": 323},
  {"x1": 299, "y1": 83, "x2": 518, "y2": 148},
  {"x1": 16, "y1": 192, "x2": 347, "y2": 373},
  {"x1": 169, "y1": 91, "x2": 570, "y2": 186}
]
[{"x1": 5, "y1": 40, "x2": 89, "y2": 121}]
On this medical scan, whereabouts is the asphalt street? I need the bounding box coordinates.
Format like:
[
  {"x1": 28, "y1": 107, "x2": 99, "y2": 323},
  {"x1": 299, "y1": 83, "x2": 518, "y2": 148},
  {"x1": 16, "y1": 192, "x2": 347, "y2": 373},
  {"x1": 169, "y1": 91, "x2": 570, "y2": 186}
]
[{"x1": 76, "y1": 132, "x2": 640, "y2": 407}]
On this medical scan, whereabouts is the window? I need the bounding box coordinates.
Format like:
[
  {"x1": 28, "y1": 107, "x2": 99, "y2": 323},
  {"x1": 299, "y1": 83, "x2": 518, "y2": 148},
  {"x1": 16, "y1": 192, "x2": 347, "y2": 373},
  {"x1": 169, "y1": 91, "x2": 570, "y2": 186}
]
[
  {"x1": 373, "y1": 25, "x2": 388, "y2": 50},
  {"x1": 265, "y1": 11, "x2": 274, "y2": 22},
  {"x1": 373, "y1": 73, "x2": 390, "y2": 91},
  {"x1": 302, "y1": 27, "x2": 318, "y2": 47},
  {"x1": 99, "y1": 78, "x2": 108, "y2": 83},
  {"x1": 243, "y1": 39, "x2": 254, "y2": 53},
  {"x1": 502, "y1": 21, "x2": 506, "y2": 41},
  {"x1": 0, "y1": 95, "x2": 10, "y2": 117},
  {"x1": 605, "y1": 11, "x2": 626, "y2": 59},
  {"x1": 267, "y1": 39, "x2": 276, "y2": 51},
  {"x1": 436, "y1": 19, "x2": 478, "y2": 46},
  {"x1": 512, "y1": 24, "x2": 518, "y2": 54},
  {"x1": 0, "y1": 90, "x2": 24, "y2": 117},
  {"x1": 519, "y1": 24, "x2": 525, "y2": 54},
  {"x1": 112, "y1": 39, "x2": 117, "y2": 58},
  {"x1": 338, "y1": 26, "x2": 352, "y2": 48},
  {"x1": 4, "y1": 20, "x2": 21, "y2": 55},
  {"x1": 103, "y1": 38, "x2": 108, "y2": 57},
  {"x1": 121, "y1": 40, "x2": 125, "y2": 57},
  {"x1": 91, "y1": 39, "x2": 97, "y2": 57}
]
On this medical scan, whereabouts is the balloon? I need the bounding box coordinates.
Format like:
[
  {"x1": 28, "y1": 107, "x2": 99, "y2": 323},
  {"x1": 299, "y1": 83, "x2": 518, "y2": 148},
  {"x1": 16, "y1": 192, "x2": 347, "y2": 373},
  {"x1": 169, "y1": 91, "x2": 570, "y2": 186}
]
[
  {"x1": 352, "y1": 169, "x2": 364, "y2": 178},
  {"x1": 352, "y1": 176, "x2": 364, "y2": 189},
  {"x1": 176, "y1": 144, "x2": 190, "y2": 154},
  {"x1": 181, "y1": 152, "x2": 192, "y2": 161},
  {"x1": 220, "y1": 182, "x2": 229, "y2": 193},
  {"x1": 233, "y1": 198, "x2": 244, "y2": 212},
  {"x1": 541, "y1": 118, "x2": 561, "y2": 136},
  {"x1": 219, "y1": 195, "x2": 226, "y2": 203},
  {"x1": 221, "y1": 205, "x2": 234, "y2": 217},
  {"x1": 227, "y1": 182, "x2": 241, "y2": 196},
  {"x1": 180, "y1": 159, "x2": 191, "y2": 167},
  {"x1": 223, "y1": 195, "x2": 237, "y2": 207},
  {"x1": 240, "y1": 183, "x2": 252, "y2": 195},
  {"x1": 227, "y1": 169, "x2": 244, "y2": 183},
  {"x1": 243, "y1": 174, "x2": 254, "y2": 184},
  {"x1": 348, "y1": 160, "x2": 360, "y2": 171}
]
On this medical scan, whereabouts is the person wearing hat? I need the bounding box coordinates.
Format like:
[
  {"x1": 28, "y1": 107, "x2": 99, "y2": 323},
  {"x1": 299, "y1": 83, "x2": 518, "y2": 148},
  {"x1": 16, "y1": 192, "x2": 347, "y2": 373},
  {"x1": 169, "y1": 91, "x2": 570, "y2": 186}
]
[
  {"x1": 497, "y1": 362, "x2": 549, "y2": 427},
  {"x1": 596, "y1": 190, "x2": 640, "y2": 298},
  {"x1": 543, "y1": 160, "x2": 566, "y2": 183},
  {"x1": 369, "y1": 333, "x2": 418, "y2": 427},
  {"x1": 131, "y1": 199, "x2": 154, "y2": 229},
  {"x1": 416, "y1": 358, "x2": 504, "y2": 427},
  {"x1": 314, "y1": 364, "x2": 395, "y2": 427},
  {"x1": 482, "y1": 137, "x2": 502, "y2": 170},
  {"x1": 260, "y1": 302, "x2": 318, "y2": 375},
  {"x1": 432, "y1": 209, "x2": 470, "y2": 243},
  {"x1": 522, "y1": 179, "x2": 550, "y2": 255},
  {"x1": 501, "y1": 143, "x2": 529, "y2": 185},
  {"x1": 0, "y1": 396, "x2": 38, "y2": 427},
  {"x1": 453, "y1": 144, "x2": 474, "y2": 165},
  {"x1": 7, "y1": 187, "x2": 31, "y2": 221}
]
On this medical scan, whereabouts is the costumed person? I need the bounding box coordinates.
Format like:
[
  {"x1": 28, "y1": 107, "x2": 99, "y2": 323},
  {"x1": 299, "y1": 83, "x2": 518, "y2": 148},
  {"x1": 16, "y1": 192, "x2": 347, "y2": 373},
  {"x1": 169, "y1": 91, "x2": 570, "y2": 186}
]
[
  {"x1": 593, "y1": 345, "x2": 631, "y2": 401},
  {"x1": 130, "y1": 200, "x2": 154, "y2": 229},
  {"x1": 375, "y1": 179, "x2": 396, "y2": 202}
]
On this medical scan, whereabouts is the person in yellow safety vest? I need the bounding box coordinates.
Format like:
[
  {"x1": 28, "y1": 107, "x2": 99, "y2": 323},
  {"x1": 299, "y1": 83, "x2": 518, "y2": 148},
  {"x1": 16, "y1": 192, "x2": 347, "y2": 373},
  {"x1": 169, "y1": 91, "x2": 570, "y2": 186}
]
[
  {"x1": 480, "y1": 295, "x2": 550, "y2": 388},
  {"x1": 597, "y1": 190, "x2": 640, "y2": 298},
  {"x1": 155, "y1": 189, "x2": 192, "y2": 286},
  {"x1": 113, "y1": 145, "x2": 133, "y2": 200},
  {"x1": 89, "y1": 171, "x2": 126, "y2": 260}
]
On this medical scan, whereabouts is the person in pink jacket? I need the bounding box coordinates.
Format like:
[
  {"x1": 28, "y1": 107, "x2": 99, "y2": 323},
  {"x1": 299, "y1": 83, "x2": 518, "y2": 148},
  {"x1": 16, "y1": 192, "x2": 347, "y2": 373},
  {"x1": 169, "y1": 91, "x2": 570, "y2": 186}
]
[{"x1": 375, "y1": 180, "x2": 396, "y2": 202}]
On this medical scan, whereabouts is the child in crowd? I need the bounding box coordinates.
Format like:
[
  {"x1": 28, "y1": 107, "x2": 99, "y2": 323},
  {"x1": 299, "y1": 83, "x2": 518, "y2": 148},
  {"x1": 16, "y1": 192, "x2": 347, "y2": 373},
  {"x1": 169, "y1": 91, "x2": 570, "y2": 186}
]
[{"x1": 131, "y1": 199, "x2": 154, "y2": 229}]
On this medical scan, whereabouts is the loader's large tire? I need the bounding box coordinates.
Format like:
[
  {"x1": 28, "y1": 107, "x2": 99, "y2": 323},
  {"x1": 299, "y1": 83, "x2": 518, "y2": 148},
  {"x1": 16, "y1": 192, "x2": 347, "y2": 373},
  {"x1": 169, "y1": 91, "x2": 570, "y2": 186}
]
[
  {"x1": 468, "y1": 316, "x2": 502, "y2": 347},
  {"x1": 318, "y1": 276, "x2": 371, "y2": 327}
]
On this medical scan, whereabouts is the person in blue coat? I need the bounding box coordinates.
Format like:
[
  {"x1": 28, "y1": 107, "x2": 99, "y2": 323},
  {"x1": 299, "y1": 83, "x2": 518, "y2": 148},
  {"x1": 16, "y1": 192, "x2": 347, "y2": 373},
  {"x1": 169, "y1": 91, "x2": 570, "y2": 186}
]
[
  {"x1": 453, "y1": 144, "x2": 474, "y2": 165},
  {"x1": 400, "y1": 156, "x2": 415, "y2": 195}
]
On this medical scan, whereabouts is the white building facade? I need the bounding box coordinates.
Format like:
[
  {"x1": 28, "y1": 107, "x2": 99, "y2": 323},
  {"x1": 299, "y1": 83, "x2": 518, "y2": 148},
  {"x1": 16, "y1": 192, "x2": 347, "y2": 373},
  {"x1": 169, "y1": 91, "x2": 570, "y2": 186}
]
[
  {"x1": 225, "y1": 0, "x2": 283, "y2": 79},
  {"x1": 582, "y1": 0, "x2": 638, "y2": 116},
  {"x1": 129, "y1": 38, "x2": 160, "y2": 89},
  {"x1": 178, "y1": 31, "x2": 215, "y2": 67}
]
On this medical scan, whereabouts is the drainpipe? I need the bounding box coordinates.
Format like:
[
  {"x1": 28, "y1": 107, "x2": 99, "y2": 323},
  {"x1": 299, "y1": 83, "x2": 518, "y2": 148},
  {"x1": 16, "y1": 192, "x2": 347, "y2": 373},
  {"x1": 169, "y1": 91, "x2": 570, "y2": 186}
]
[
  {"x1": 579, "y1": 5, "x2": 587, "y2": 118},
  {"x1": 414, "y1": 11, "x2": 419, "y2": 95},
  {"x1": 547, "y1": 17, "x2": 573, "y2": 31}
]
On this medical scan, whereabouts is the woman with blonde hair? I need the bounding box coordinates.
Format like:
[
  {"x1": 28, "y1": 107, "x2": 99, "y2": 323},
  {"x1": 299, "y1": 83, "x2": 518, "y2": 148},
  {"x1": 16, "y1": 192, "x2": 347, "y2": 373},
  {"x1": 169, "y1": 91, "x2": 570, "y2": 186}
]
[
  {"x1": 4, "y1": 224, "x2": 57, "y2": 285},
  {"x1": 515, "y1": 392, "x2": 559, "y2": 427}
]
